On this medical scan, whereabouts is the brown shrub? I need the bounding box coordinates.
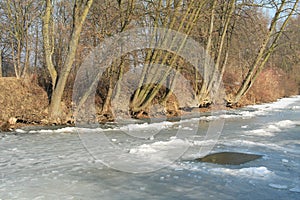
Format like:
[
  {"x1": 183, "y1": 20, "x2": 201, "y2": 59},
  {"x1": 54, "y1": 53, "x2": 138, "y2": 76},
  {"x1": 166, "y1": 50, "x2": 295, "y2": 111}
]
[{"x1": 224, "y1": 67, "x2": 298, "y2": 106}]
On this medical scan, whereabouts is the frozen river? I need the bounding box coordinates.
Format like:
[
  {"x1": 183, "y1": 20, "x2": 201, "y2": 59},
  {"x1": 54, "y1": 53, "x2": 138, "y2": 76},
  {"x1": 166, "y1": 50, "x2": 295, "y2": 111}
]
[{"x1": 1, "y1": 96, "x2": 300, "y2": 199}]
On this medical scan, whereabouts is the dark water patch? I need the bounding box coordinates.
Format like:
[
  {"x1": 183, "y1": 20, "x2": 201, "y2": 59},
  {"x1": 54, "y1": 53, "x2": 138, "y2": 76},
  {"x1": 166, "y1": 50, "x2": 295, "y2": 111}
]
[{"x1": 195, "y1": 152, "x2": 262, "y2": 165}]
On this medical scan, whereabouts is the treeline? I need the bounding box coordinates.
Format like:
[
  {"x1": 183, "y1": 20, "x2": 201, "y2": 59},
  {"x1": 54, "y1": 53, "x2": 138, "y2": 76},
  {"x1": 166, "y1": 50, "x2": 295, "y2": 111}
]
[{"x1": 0, "y1": 0, "x2": 299, "y2": 122}]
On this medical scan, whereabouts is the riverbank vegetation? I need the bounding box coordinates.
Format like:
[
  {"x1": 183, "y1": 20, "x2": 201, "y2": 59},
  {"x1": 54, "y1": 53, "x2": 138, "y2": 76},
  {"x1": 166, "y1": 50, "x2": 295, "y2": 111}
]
[{"x1": 0, "y1": 0, "x2": 299, "y2": 130}]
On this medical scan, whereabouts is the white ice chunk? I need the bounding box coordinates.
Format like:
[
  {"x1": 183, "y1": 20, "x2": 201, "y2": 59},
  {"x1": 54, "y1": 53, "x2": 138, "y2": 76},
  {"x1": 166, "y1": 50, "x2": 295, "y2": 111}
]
[
  {"x1": 53, "y1": 127, "x2": 76, "y2": 133},
  {"x1": 245, "y1": 129, "x2": 274, "y2": 136},
  {"x1": 15, "y1": 129, "x2": 27, "y2": 133},
  {"x1": 210, "y1": 166, "x2": 273, "y2": 178},
  {"x1": 269, "y1": 183, "x2": 288, "y2": 189},
  {"x1": 120, "y1": 121, "x2": 174, "y2": 132},
  {"x1": 290, "y1": 186, "x2": 300, "y2": 193},
  {"x1": 241, "y1": 125, "x2": 248, "y2": 129}
]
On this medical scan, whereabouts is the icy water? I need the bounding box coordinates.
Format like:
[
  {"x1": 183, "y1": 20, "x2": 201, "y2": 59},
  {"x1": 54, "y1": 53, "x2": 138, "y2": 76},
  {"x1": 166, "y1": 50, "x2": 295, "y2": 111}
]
[{"x1": 1, "y1": 96, "x2": 300, "y2": 200}]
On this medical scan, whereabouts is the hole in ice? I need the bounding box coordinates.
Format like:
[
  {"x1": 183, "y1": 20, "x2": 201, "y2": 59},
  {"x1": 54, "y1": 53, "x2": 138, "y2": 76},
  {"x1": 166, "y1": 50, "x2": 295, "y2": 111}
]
[{"x1": 194, "y1": 152, "x2": 262, "y2": 165}]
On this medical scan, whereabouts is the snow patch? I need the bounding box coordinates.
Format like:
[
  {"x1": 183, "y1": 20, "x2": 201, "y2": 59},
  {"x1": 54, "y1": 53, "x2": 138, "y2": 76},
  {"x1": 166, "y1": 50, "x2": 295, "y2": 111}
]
[
  {"x1": 269, "y1": 183, "x2": 288, "y2": 190},
  {"x1": 129, "y1": 139, "x2": 189, "y2": 156},
  {"x1": 241, "y1": 125, "x2": 248, "y2": 129},
  {"x1": 248, "y1": 96, "x2": 300, "y2": 110},
  {"x1": 23, "y1": 127, "x2": 78, "y2": 134},
  {"x1": 15, "y1": 129, "x2": 27, "y2": 133},
  {"x1": 192, "y1": 139, "x2": 219, "y2": 147},
  {"x1": 219, "y1": 114, "x2": 240, "y2": 119},
  {"x1": 245, "y1": 129, "x2": 274, "y2": 137},
  {"x1": 210, "y1": 166, "x2": 273, "y2": 178},
  {"x1": 239, "y1": 110, "x2": 268, "y2": 118},
  {"x1": 244, "y1": 120, "x2": 299, "y2": 137},
  {"x1": 275, "y1": 120, "x2": 298, "y2": 128},
  {"x1": 182, "y1": 127, "x2": 194, "y2": 131},
  {"x1": 291, "y1": 106, "x2": 300, "y2": 110},
  {"x1": 54, "y1": 127, "x2": 77, "y2": 133},
  {"x1": 120, "y1": 121, "x2": 174, "y2": 132},
  {"x1": 290, "y1": 186, "x2": 300, "y2": 193}
]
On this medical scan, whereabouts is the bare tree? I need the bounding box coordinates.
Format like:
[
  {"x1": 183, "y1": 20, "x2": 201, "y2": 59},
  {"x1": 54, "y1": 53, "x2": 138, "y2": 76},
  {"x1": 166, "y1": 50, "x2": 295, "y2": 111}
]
[
  {"x1": 0, "y1": 0, "x2": 41, "y2": 78},
  {"x1": 195, "y1": 0, "x2": 236, "y2": 107},
  {"x1": 129, "y1": 0, "x2": 210, "y2": 115},
  {"x1": 43, "y1": 0, "x2": 94, "y2": 120},
  {"x1": 231, "y1": 0, "x2": 300, "y2": 105},
  {"x1": 101, "y1": 0, "x2": 136, "y2": 115}
]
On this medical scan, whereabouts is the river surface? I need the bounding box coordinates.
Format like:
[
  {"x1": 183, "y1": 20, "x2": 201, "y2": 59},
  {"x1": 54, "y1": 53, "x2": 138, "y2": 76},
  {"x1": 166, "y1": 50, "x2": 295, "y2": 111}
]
[{"x1": 1, "y1": 96, "x2": 300, "y2": 200}]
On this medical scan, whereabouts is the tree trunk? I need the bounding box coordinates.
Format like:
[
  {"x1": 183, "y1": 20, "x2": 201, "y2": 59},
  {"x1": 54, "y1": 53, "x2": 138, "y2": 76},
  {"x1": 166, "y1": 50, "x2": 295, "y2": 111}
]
[
  {"x1": 22, "y1": 35, "x2": 30, "y2": 78},
  {"x1": 0, "y1": 50, "x2": 2, "y2": 77},
  {"x1": 10, "y1": 41, "x2": 19, "y2": 79},
  {"x1": 42, "y1": 0, "x2": 94, "y2": 120},
  {"x1": 102, "y1": 65, "x2": 115, "y2": 114},
  {"x1": 197, "y1": 0, "x2": 217, "y2": 105},
  {"x1": 34, "y1": 23, "x2": 39, "y2": 70},
  {"x1": 42, "y1": 0, "x2": 57, "y2": 90},
  {"x1": 16, "y1": 39, "x2": 22, "y2": 78},
  {"x1": 48, "y1": 0, "x2": 93, "y2": 120}
]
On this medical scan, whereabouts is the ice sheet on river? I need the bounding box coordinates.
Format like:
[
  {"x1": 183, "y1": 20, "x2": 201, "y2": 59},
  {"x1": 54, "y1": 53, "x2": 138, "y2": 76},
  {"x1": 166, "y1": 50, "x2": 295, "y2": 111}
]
[{"x1": 1, "y1": 95, "x2": 300, "y2": 199}]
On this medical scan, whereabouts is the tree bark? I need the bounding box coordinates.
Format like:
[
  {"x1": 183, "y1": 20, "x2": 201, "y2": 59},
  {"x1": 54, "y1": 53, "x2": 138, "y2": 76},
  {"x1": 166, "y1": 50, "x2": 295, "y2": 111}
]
[
  {"x1": 102, "y1": 65, "x2": 116, "y2": 114},
  {"x1": 22, "y1": 33, "x2": 30, "y2": 78},
  {"x1": 42, "y1": 0, "x2": 57, "y2": 90},
  {"x1": 0, "y1": 50, "x2": 2, "y2": 77}
]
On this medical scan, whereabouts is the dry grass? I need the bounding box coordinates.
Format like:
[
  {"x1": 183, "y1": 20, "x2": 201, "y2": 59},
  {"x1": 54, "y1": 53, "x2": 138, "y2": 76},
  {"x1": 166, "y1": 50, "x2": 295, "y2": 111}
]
[{"x1": 0, "y1": 77, "x2": 48, "y2": 123}]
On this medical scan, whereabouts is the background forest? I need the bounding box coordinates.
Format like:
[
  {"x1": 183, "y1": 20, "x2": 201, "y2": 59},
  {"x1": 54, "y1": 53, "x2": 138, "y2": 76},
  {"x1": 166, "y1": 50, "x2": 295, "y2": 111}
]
[{"x1": 0, "y1": 0, "x2": 299, "y2": 125}]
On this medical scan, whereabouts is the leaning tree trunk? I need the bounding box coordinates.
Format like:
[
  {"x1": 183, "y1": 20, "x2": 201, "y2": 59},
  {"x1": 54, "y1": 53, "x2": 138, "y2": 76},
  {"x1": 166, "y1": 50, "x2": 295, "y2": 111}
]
[
  {"x1": 130, "y1": 0, "x2": 208, "y2": 113},
  {"x1": 197, "y1": 0, "x2": 235, "y2": 106},
  {"x1": 197, "y1": 0, "x2": 217, "y2": 105}
]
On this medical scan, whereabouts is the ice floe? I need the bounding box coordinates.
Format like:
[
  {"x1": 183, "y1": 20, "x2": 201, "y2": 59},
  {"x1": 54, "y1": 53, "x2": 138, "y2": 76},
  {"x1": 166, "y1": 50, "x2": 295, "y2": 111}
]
[
  {"x1": 244, "y1": 120, "x2": 300, "y2": 137},
  {"x1": 269, "y1": 183, "x2": 288, "y2": 189}
]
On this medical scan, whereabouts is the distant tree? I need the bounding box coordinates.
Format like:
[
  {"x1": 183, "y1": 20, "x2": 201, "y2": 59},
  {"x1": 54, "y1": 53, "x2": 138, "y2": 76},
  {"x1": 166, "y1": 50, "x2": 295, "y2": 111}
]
[
  {"x1": 271, "y1": 13, "x2": 300, "y2": 92},
  {"x1": 0, "y1": 0, "x2": 42, "y2": 78},
  {"x1": 273, "y1": 14, "x2": 300, "y2": 71}
]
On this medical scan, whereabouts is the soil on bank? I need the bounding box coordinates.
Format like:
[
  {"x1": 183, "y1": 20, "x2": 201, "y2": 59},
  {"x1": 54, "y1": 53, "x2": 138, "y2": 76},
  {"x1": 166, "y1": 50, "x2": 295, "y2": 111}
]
[{"x1": 0, "y1": 77, "x2": 48, "y2": 130}]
